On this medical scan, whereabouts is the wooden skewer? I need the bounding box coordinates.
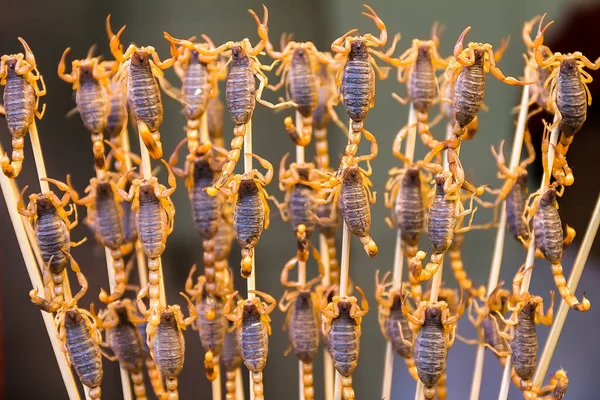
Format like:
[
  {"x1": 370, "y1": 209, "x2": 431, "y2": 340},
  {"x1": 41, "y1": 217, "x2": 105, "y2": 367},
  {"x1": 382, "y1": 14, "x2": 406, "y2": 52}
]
[
  {"x1": 468, "y1": 83, "x2": 531, "y2": 400},
  {"x1": 382, "y1": 103, "x2": 417, "y2": 400},
  {"x1": 0, "y1": 147, "x2": 80, "y2": 400},
  {"x1": 497, "y1": 114, "x2": 560, "y2": 400},
  {"x1": 414, "y1": 121, "x2": 455, "y2": 400},
  {"x1": 320, "y1": 233, "x2": 335, "y2": 400},
  {"x1": 532, "y1": 191, "x2": 600, "y2": 388},
  {"x1": 28, "y1": 120, "x2": 49, "y2": 193},
  {"x1": 333, "y1": 221, "x2": 351, "y2": 400},
  {"x1": 138, "y1": 131, "x2": 167, "y2": 307}
]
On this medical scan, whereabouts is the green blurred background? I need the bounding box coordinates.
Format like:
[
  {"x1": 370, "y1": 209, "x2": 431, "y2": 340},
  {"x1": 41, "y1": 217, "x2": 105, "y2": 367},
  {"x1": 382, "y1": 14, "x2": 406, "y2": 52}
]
[{"x1": 1, "y1": 0, "x2": 599, "y2": 399}]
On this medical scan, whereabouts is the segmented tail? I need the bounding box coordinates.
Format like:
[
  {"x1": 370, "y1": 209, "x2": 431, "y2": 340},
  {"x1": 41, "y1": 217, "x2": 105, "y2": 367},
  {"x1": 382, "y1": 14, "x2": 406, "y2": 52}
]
[
  {"x1": 212, "y1": 123, "x2": 247, "y2": 192},
  {"x1": 449, "y1": 245, "x2": 482, "y2": 298},
  {"x1": 51, "y1": 271, "x2": 66, "y2": 305},
  {"x1": 87, "y1": 386, "x2": 101, "y2": 400},
  {"x1": 148, "y1": 257, "x2": 162, "y2": 310},
  {"x1": 326, "y1": 235, "x2": 340, "y2": 286},
  {"x1": 436, "y1": 370, "x2": 447, "y2": 400},
  {"x1": 130, "y1": 371, "x2": 147, "y2": 400},
  {"x1": 186, "y1": 118, "x2": 200, "y2": 155},
  {"x1": 302, "y1": 362, "x2": 314, "y2": 400},
  {"x1": 165, "y1": 378, "x2": 179, "y2": 400},
  {"x1": 410, "y1": 252, "x2": 443, "y2": 283},
  {"x1": 341, "y1": 375, "x2": 355, "y2": 400},
  {"x1": 551, "y1": 262, "x2": 590, "y2": 312},
  {"x1": 251, "y1": 371, "x2": 264, "y2": 400},
  {"x1": 359, "y1": 234, "x2": 378, "y2": 258},
  {"x1": 284, "y1": 115, "x2": 313, "y2": 146},
  {"x1": 145, "y1": 356, "x2": 167, "y2": 399},
  {"x1": 313, "y1": 127, "x2": 330, "y2": 170},
  {"x1": 138, "y1": 120, "x2": 163, "y2": 159},
  {"x1": 99, "y1": 248, "x2": 126, "y2": 303},
  {"x1": 91, "y1": 131, "x2": 106, "y2": 169},
  {"x1": 240, "y1": 248, "x2": 254, "y2": 279},
  {"x1": 417, "y1": 111, "x2": 440, "y2": 150},
  {"x1": 1, "y1": 135, "x2": 25, "y2": 178},
  {"x1": 225, "y1": 370, "x2": 237, "y2": 400},
  {"x1": 404, "y1": 356, "x2": 419, "y2": 382},
  {"x1": 204, "y1": 350, "x2": 219, "y2": 381},
  {"x1": 203, "y1": 239, "x2": 217, "y2": 298},
  {"x1": 338, "y1": 122, "x2": 378, "y2": 173}
]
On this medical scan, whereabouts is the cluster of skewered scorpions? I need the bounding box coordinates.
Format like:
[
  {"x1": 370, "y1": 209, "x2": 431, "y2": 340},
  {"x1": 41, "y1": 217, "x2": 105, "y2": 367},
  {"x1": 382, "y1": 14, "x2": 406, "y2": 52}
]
[{"x1": 1, "y1": 2, "x2": 597, "y2": 398}]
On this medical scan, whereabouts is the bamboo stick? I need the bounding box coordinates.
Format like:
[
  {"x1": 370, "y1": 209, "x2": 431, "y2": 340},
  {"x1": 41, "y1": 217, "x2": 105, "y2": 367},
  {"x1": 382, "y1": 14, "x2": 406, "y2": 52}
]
[
  {"x1": 497, "y1": 115, "x2": 560, "y2": 400},
  {"x1": 28, "y1": 120, "x2": 49, "y2": 193},
  {"x1": 468, "y1": 83, "x2": 531, "y2": 400},
  {"x1": 0, "y1": 155, "x2": 80, "y2": 400},
  {"x1": 382, "y1": 103, "x2": 417, "y2": 400},
  {"x1": 333, "y1": 222, "x2": 351, "y2": 400},
  {"x1": 320, "y1": 233, "x2": 335, "y2": 400},
  {"x1": 296, "y1": 111, "x2": 306, "y2": 400},
  {"x1": 138, "y1": 131, "x2": 167, "y2": 307},
  {"x1": 236, "y1": 367, "x2": 245, "y2": 400},
  {"x1": 532, "y1": 191, "x2": 600, "y2": 387}
]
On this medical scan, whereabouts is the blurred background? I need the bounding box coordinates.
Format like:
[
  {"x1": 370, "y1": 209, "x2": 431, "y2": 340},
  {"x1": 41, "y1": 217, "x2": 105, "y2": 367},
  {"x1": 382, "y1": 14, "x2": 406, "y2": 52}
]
[{"x1": 1, "y1": 0, "x2": 599, "y2": 399}]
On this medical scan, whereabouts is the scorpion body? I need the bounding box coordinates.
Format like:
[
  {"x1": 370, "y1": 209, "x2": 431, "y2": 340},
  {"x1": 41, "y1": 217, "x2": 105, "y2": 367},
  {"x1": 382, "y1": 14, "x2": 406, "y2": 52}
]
[
  {"x1": 181, "y1": 51, "x2": 211, "y2": 121},
  {"x1": 233, "y1": 178, "x2": 266, "y2": 278},
  {"x1": 453, "y1": 49, "x2": 485, "y2": 130},
  {"x1": 555, "y1": 58, "x2": 587, "y2": 138},
  {"x1": 225, "y1": 291, "x2": 276, "y2": 400},
  {"x1": 533, "y1": 188, "x2": 589, "y2": 311},
  {"x1": 191, "y1": 158, "x2": 222, "y2": 240},
  {"x1": 393, "y1": 167, "x2": 424, "y2": 257},
  {"x1": 506, "y1": 172, "x2": 530, "y2": 242},
  {"x1": 338, "y1": 165, "x2": 377, "y2": 257},
  {"x1": 511, "y1": 301, "x2": 539, "y2": 386},
  {"x1": 414, "y1": 307, "x2": 447, "y2": 397},
  {"x1": 341, "y1": 40, "x2": 374, "y2": 125},
  {"x1": 104, "y1": 78, "x2": 128, "y2": 144},
  {"x1": 153, "y1": 311, "x2": 186, "y2": 399},
  {"x1": 0, "y1": 38, "x2": 45, "y2": 178},
  {"x1": 207, "y1": 95, "x2": 225, "y2": 147}
]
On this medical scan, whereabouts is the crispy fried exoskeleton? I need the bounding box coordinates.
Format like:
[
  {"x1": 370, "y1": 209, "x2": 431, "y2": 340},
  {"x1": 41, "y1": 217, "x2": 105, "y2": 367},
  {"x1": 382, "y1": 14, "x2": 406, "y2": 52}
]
[
  {"x1": 263, "y1": 17, "x2": 333, "y2": 146},
  {"x1": 102, "y1": 61, "x2": 129, "y2": 154},
  {"x1": 331, "y1": 5, "x2": 389, "y2": 175},
  {"x1": 376, "y1": 24, "x2": 450, "y2": 151},
  {"x1": 53, "y1": 174, "x2": 130, "y2": 303},
  {"x1": 18, "y1": 181, "x2": 84, "y2": 303},
  {"x1": 322, "y1": 162, "x2": 378, "y2": 257},
  {"x1": 279, "y1": 259, "x2": 323, "y2": 400},
  {"x1": 211, "y1": 153, "x2": 273, "y2": 278},
  {"x1": 530, "y1": 14, "x2": 600, "y2": 156},
  {"x1": 165, "y1": 6, "x2": 294, "y2": 192},
  {"x1": 272, "y1": 154, "x2": 329, "y2": 260},
  {"x1": 117, "y1": 159, "x2": 176, "y2": 311},
  {"x1": 225, "y1": 290, "x2": 277, "y2": 400},
  {"x1": 106, "y1": 15, "x2": 178, "y2": 159},
  {"x1": 320, "y1": 285, "x2": 369, "y2": 400},
  {"x1": 185, "y1": 264, "x2": 228, "y2": 381},
  {"x1": 30, "y1": 259, "x2": 103, "y2": 399},
  {"x1": 410, "y1": 171, "x2": 478, "y2": 283},
  {"x1": 445, "y1": 26, "x2": 527, "y2": 138},
  {"x1": 58, "y1": 46, "x2": 116, "y2": 169},
  {"x1": 401, "y1": 291, "x2": 465, "y2": 399},
  {"x1": 522, "y1": 15, "x2": 554, "y2": 115},
  {"x1": 137, "y1": 320, "x2": 167, "y2": 399},
  {"x1": 524, "y1": 369, "x2": 568, "y2": 400},
  {"x1": 92, "y1": 300, "x2": 148, "y2": 400},
  {"x1": 138, "y1": 289, "x2": 197, "y2": 400},
  {"x1": 374, "y1": 271, "x2": 418, "y2": 381},
  {"x1": 0, "y1": 37, "x2": 46, "y2": 178}
]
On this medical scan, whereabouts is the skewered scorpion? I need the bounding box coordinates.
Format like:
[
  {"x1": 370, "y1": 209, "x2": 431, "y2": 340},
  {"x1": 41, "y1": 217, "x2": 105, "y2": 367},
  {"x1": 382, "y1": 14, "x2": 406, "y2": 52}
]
[
  {"x1": 137, "y1": 288, "x2": 197, "y2": 400},
  {"x1": 320, "y1": 285, "x2": 369, "y2": 400},
  {"x1": 0, "y1": 37, "x2": 46, "y2": 178},
  {"x1": 225, "y1": 290, "x2": 277, "y2": 400},
  {"x1": 106, "y1": 15, "x2": 178, "y2": 159},
  {"x1": 58, "y1": 46, "x2": 117, "y2": 169},
  {"x1": 31, "y1": 257, "x2": 103, "y2": 400},
  {"x1": 117, "y1": 159, "x2": 176, "y2": 311}
]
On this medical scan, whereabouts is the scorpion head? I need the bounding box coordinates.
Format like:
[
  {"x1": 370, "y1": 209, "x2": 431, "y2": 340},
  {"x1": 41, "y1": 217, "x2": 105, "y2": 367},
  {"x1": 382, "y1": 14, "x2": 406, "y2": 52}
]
[
  {"x1": 473, "y1": 47, "x2": 485, "y2": 64},
  {"x1": 539, "y1": 187, "x2": 557, "y2": 207},
  {"x1": 239, "y1": 178, "x2": 259, "y2": 196},
  {"x1": 96, "y1": 181, "x2": 114, "y2": 201},
  {"x1": 242, "y1": 302, "x2": 260, "y2": 321},
  {"x1": 349, "y1": 39, "x2": 368, "y2": 60},
  {"x1": 160, "y1": 310, "x2": 178, "y2": 329},
  {"x1": 425, "y1": 305, "x2": 444, "y2": 327},
  {"x1": 418, "y1": 43, "x2": 432, "y2": 60},
  {"x1": 231, "y1": 45, "x2": 249, "y2": 66},
  {"x1": 292, "y1": 47, "x2": 308, "y2": 62},
  {"x1": 78, "y1": 64, "x2": 94, "y2": 82},
  {"x1": 560, "y1": 57, "x2": 578, "y2": 75},
  {"x1": 4, "y1": 56, "x2": 19, "y2": 71},
  {"x1": 138, "y1": 182, "x2": 156, "y2": 203},
  {"x1": 337, "y1": 300, "x2": 353, "y2": 318},
  {"x1": 132, "y1": 49, "x2": 150, "y2": 68},
  {"x1": 35, "y1": 196, "x2": 57, "y2": 216},
  {"x1": 294, "y1": 292, "x2": 313, "y2": 310},
  {"x1": 65, "y1": 309, "x2": 83, "y2": 326}
]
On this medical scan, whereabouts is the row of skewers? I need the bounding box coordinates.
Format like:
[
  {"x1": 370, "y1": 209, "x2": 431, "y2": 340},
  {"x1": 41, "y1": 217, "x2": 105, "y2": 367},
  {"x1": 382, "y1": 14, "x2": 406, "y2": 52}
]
[{"x1": 0, "y1": 4, "x2": 597, "y2": 399}]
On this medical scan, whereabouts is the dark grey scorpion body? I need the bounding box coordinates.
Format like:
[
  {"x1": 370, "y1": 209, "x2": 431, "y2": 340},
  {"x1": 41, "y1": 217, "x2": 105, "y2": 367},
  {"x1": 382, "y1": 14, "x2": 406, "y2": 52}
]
[
  {"x1": 94, "y1": 181, "x2": 124, "y2": 250},
  {"x1": 414, "y1": 307, "x2": 447, "y2": 392},
  {"x1": 288, "y1": 48, "x2": 318, "y2": 117},
  {"x1": 289, "y1": 169, "x2": 317, "y2": 236},
  {"x1": 3, "y1": 59, "x2": 35, "y2": 139},
  {"x1": 511, "y1": 302, "x2": 538, "y2": 382},
  {"x1": 136, "y1": 183, "x2": 168, "y2": 259},
  {"x1": 328, "y1": 301, "x2": 360, "y2": 377},
  {"x1": 226, "y1": 46, "x2": 256, "y2": 125},
  {"x1": 482, "y1": 313, "x2": 511, "y2": 356},
  {"x1": 128, "y1": 50, "x2": 163, "y2": 133},
  {"x1": 556, "y1": 58, "x2": 587, "y2": 137},
  {"x1": 154, "y1": 311, "x2": 185, "y2": 380},
  {"x1": 106, "y1": 305, "x2": 145, "y2": 373},
  {"x1": 191, "y1": 159, "x2": 222, "y2": 240},
  {"x1": 384, "y1": 295, "x2": 413, "y2": 359},
  {"x1": 196, "y1": 293, "x2": 227, "y2": 361},
  {"x1": 35, "y1": 197, "x2": 70, "y2": 274},
  {"x1": 533, "y1": 188, "x2": 562, "y2": 264},
  {"x1": 428, "y1": 175, "x2": 456, "y2": 255},
  {"x1": 289, "y1": 292, "x2": 319, "y2": 363},
  {"x1": 454, "y1": 48, "x2": 486, "y2": 129},
  {"x1": 506, "y1": 172, "x2": 530, "y2": 242},
  {"x1": 75, "y1": 65, "x2": 108, "y2": 134},
  {"x1": 339, "y1": 166, "x2": 371, "y2": 240},
  {"x1": 64, "y1": 310, "x2": 103, "y2": 391},
  {"x1": 394, "y1": 167, "x2": 425, "y2": 252},
  {"x1": 410, "y1": 46, "x2": 437, "y2": 113},
  {"x1": 222, "y1": 321, "x2": 243, "y2": 399},
  {"x1": 238, "y1": 303, "x2": 269, "y2": 373},
  {"x1": 342, "y1": 39, "x2": 374, "y2": 122},
  {"x1": 233, "y1": 179, "x2": 265, "y2": 252},
  {"x1": 182, "y1": 51, "x2": 210, "y2": 120},
  {"x1": 104, "y1": 79, "x2": 128, "y2": 142}
]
